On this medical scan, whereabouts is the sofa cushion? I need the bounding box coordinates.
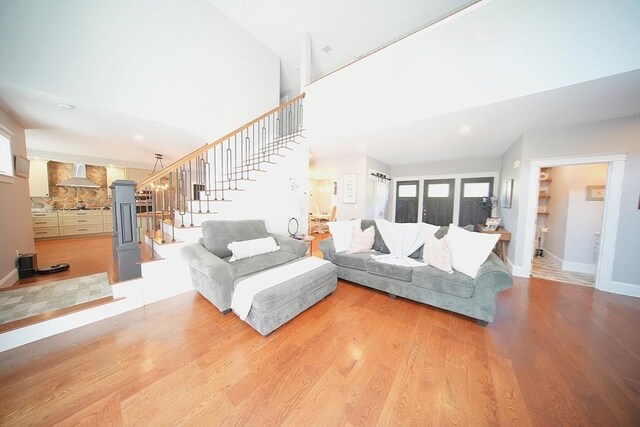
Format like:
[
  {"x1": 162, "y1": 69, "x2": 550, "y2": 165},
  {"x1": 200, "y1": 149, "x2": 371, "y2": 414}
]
[
  {"x1": 202, "y1": 220, "x2": 269, "y2": 258},
  {"x1": 361, "y1": 220, "x2": 390, "y2": 253},
  {"x1": 412, "y1": 265, "x2": 475, "y2": 298},
  {"x1": 346, "y1": 226, "x2": 375, "y2": 254},
  {"x1": 333, "y1": 251, "x2": 384, "y2": 271},
  {"x1": 365, "y1": 259, "x2": 416, "y2": 282},
  {"x1": 249, "y1": 261, "x2": 337, "y2": 314},
  {"x1": 225, "y1": 250, "x2": 296, "y2": 278}
]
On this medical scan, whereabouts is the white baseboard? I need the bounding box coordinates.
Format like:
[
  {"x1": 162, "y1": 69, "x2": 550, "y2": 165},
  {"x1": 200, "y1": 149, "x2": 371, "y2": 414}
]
[
  {"x1": 542, "y1": 250, "x2": 562, "y2": 267},
  {"x1": 508, "y1": 258, "x2": 530, "y2": 278},
  {"x1": 0, "y1": 268, "x2": 18, "y2": 289},
  {"x1": 562, "y1": 260, "x2": 596, "y2": 275},
  {"x1": 598, "y1": 280, "x2": 640, "y2": 298}
]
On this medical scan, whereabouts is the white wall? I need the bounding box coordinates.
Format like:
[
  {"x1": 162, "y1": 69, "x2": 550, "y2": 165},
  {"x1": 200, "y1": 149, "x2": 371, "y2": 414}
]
[
  {"x1": 211, "y1": 143, "x2": 310, "y2": 236},
  {"x1": 365, "y1": 155, "x2": 391, "y2": 220},
  {"x1": 0, "y1": 108, "x2": 35, "y2": 287},
  {"x1": 544, "y1": 167, "x2": 570, "y2": 262},
  {"x1": 0, "y1": 0, "x2": 280, "y2": 140},
  {"x1": 503, "y1": 115, "x2": 640, "y2": 291},
  {"x1": 391, "y1": 157, "x2": 501, "y2": 178},
  {"x1": 499, "y1": 136, "x2": 523, "y2": 262},
  {"x1": 563, "y1": 164, "x2": 607, "y2": 268}
]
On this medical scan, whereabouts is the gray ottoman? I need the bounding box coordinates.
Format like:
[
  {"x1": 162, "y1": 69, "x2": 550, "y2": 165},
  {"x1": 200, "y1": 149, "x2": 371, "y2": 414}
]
[{"x1": 241, "y1": 260, "x2": 337, "y2": 336}]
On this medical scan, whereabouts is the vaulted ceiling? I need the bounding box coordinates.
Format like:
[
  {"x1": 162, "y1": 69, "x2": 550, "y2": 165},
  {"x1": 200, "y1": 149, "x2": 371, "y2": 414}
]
[{"x1": 0, "y1": 0, "x2": 638, "y2": 168}]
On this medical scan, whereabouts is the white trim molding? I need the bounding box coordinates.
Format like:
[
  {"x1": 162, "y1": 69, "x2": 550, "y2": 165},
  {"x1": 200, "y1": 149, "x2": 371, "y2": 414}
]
[
  {"x1": 517, "y1": 153, "x2": 627, "y2": 293},
  {"x1": 0, "y1": 268, "x2": 18, "y2": 289},
  {"x1": 601, "y1": 281, "x2": 640, "y2": 298}
]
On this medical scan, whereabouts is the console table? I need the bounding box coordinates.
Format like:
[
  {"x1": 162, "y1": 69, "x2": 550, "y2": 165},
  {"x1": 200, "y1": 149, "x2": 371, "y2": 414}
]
[{"x1": 476, "y1": 225, "x2": 511, "y2": 263}]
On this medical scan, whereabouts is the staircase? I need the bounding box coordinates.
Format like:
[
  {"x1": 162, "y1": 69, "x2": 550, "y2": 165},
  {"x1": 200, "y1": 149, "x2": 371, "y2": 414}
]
[
  {"x1": 134, "y1": 93, "x2": 306, "y2": 263},
  {"x1": 0, "y1": 95, "x2": 307, "y2": 352}
]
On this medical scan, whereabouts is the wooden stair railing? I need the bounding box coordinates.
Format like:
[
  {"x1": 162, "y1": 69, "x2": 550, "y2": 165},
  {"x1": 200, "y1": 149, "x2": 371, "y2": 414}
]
[{"x1": 133, "y1": 93, "x2": 305, "y2": 251}]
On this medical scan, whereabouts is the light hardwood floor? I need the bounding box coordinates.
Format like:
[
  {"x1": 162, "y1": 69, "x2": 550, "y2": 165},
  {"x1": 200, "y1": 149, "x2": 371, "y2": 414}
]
[{"x1": 1, "y1": 273, "x2": 638, "y2": 425}]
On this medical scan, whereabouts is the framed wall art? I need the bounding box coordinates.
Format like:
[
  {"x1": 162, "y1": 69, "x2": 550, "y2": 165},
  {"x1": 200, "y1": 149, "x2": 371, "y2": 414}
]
[
  {"x1": 343, "y1": 173, "x2": 357, "y2": 204},
  {"x1": 14, "y1": 155, "x2": 30, "y2": 178},
  {"x1": 501, "y1": 178, "x2": 513, "y2": 208},
  {"x1": 586, "y1": 185, "x2": 605, "y2": 201}
]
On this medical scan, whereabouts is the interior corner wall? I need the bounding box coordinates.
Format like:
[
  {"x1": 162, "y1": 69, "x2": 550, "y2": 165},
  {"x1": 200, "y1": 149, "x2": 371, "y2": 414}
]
[
  {"x1": 510, "y1": 115, "x2": 640, "y2": 287},
  {"x1": 562, "y1": 164, "x2": 607, "y2": 267},
  {"x1": 310, "y1": 154, "x2": 367, "y2": 221},
  {"x1": 365, "y1": 155, "x2": 391, "y2": 220},
  {"x1": 544, "y1": 167, "x2": 571, "y2": 262},
  {"x1": 0, "y1": 108, "x2": 35, "y2": 287},
  {"x1": 498, "y1": 137, "x2": 523, "y2": 263}
]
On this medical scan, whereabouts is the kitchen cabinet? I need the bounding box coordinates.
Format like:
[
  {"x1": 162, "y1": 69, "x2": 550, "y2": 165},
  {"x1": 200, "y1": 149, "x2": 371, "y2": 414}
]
[
  {"x1": 33, "y1": 210, "x2": 114, "y2": 239},
  {"x1": 29, "y1": 159, "x2": 50, "y2": 197},
  {"x1": 32, "y1": 212, "x2": 59, "y2": 238},
  {"x1": 59, "y1": 210, "x2": 103, "y2": 236},
  {"x1": 106, "y1": 166, "x2": 126, "y2": 198},
  {"x1": 103, "y1": 210, "x2": 114, "y2": 232}
]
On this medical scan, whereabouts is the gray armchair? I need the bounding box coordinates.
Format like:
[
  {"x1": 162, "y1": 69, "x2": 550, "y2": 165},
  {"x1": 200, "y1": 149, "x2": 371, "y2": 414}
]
[{"x1": 181, "y1": 219, "x2": 307, "y2": 313}]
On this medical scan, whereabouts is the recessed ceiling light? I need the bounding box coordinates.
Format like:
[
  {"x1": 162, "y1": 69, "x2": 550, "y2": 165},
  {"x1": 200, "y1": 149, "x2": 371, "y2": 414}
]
[
  {"x1": 57, "y1": 103, "x2": 74, "y2": 109},
  {"x1": 460, "y1": 125, "x2": 471, "y2": 134},
  {"x1": 322, "y1": 45, "x2": 332, "y2": 53},
  {"x1": 133, "y1": 134, "x2": 144, "y2": 141}
]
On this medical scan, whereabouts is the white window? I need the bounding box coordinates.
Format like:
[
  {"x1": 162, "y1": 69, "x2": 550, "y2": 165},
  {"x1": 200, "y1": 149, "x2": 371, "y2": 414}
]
[
  {"x1": 0, "y1": 131, "x2": 14, "y2": 180},
  {"x1": 463, "y1": 182, "x2": 490, "y2": 198},
  {"x1": 427, "y1": 183, "x2": 450, "y2": 198},
  {"x1": 398, "y1": 184, "x2": 417, "y2": 198}
]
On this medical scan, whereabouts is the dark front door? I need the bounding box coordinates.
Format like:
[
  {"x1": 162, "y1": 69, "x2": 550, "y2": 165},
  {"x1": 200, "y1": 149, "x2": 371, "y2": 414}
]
[
  {"x1": 422, "y1": 179, "x2": 454, "y2": 226},
  {"x1": 395, "y1": 180, "x2": 419, "y2": 223},
  {"x1": 459, "y1": 177, "x2": 494, "y2": 227}
]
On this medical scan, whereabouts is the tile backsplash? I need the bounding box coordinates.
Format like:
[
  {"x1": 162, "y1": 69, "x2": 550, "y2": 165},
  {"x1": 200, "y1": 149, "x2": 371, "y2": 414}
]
[{"x1": 31, "y1": 162, "x2": 109, "y2": 209}]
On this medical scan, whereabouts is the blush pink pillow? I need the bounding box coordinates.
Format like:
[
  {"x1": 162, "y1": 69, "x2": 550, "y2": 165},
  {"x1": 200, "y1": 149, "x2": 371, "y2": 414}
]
[
  {"x1": 346, "y1": 226, "x2": 375, "y2": 254},
  {"x1": 423, "y1": 234, "x2": 453, "y2": 274}
]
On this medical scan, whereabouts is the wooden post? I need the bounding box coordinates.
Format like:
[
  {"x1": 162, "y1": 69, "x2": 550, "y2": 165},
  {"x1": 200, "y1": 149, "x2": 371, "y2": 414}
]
[{"x1": 110, "y1": 180, "x2": 142, "y2": 281}]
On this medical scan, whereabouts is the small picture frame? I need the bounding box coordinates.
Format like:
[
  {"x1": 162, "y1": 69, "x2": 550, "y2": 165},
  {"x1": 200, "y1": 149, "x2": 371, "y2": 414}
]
[
  {"x1": 586, "y1": 185, "x2": 605, "y2": 201},
  {"x1": 485, "y1": 217, "x2": 501, "y2": 231},
  {"x1": 343, "y1": 173, "x2": 357, "y2": 204},
  {"x1": 14, "y1": 155, "x2": 30, "y2": 178}
]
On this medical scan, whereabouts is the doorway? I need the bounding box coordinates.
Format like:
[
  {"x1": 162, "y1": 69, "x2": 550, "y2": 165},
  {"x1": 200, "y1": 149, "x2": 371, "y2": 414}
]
[
  {"x1": 395, "y1": 180, "x2": 419, "y2": 223},
  {"x1": 459, "y1": 177, "x2": 494, "y2": 227},
  {"x1": 521, "y1": 154, "x2": 627, "y2": 295},
  {"x1": 530, "y1": 164, "x2": 607, "y2": 287},
  {"x1": 422, "y1": 179, "x2": 454, "y2": 226}
]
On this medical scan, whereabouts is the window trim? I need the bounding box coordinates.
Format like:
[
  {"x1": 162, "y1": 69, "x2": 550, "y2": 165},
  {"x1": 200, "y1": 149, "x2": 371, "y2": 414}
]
[{"x1": 0, "y1": 124, "x2": 15, "y2": 184}]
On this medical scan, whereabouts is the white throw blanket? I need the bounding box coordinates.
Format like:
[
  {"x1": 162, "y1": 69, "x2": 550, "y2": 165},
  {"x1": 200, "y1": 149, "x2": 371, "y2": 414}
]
[
  {"x1": 372, "y1": 219, "x2": 439, "y2": 267},
  {"x1": 231, "y1": 256, "x2": 329, "y2": 320}
]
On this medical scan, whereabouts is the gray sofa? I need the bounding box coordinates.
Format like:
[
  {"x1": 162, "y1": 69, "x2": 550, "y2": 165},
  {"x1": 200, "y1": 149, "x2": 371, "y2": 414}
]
[
  {"x1": 318, "y1": 220, "x2": 512, "y2": 325},
  {"x1": 180, "y1": 219, "x2": 337, "y2": 335}
]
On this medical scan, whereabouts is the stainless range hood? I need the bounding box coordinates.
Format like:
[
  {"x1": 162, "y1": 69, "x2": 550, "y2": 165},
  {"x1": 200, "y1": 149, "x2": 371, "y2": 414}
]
[{"x1": 56, "y1": 163, "x2": 100, "y2": 189}]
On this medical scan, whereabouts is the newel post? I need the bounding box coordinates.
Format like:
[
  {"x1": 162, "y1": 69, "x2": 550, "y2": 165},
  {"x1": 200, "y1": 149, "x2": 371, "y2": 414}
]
[{"x1": 110, "y1": 180, "x2": 142, "y2": 281}]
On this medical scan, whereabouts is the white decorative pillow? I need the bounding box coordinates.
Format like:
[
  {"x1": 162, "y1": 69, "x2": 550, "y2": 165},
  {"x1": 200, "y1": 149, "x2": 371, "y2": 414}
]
[
  {"x1": 447, "y1": 224, "x2": 500, "y2": 278},
  {"x1": 328, "y1": 219, "x2": 362, "y2": 252},
  {"x1": 346, "y1": 226, "x2": 375, "y2": 254},
  {"x1": 423, "y1": 234, "x2": 453, "y2": 274},
  {"x1": 227, "y1": 236, "x2": 280, "y2": 262}
]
